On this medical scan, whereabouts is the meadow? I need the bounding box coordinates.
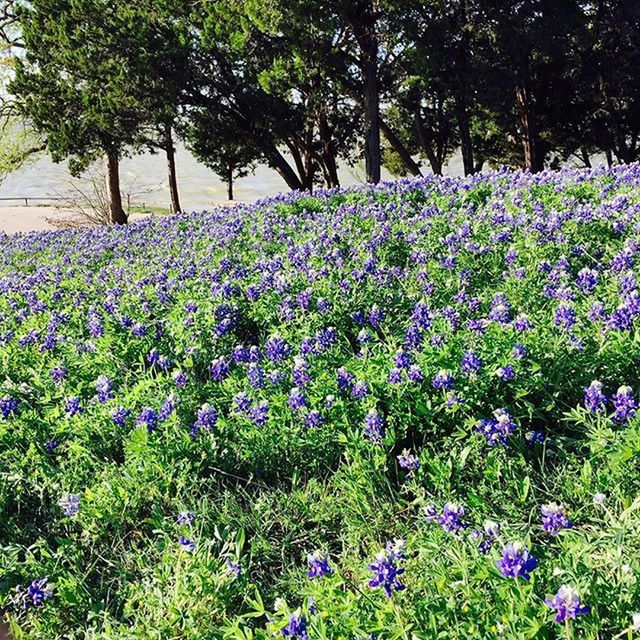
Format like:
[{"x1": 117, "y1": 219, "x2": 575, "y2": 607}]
[{"x1": 2, "y1": 165, "x2": 640, "y2": 639}]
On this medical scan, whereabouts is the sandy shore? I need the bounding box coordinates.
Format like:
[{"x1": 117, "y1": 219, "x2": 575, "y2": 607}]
[{"x1": 0, "y1": 202, "x2": 245, "y2": 235}]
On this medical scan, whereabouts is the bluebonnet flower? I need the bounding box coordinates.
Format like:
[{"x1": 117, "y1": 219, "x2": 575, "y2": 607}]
[
  {"x1": 476, "y1": 408, "x2": 517, "y2": 446},
  {"x1": 545, "y1": 585, "x2": 590, "y2": 623},
  {"x1": 576, "y1": 268, "x2": 599, "y2": 294},
  {"x1": 336, "y1": 366, "x2": 354, "y2": 390},
  {"x1": 265, "y1": 335, "x2": 291, "y2": 363},
  {"x1": 583, "y1": 380, "x2": 606, "y2": 413},
  {"x1": 432, "y1": 369, "x2": 454, "y2": 390},
  {"x1": 51, "y1": 365, "x2": 67, "y2": 385},
  {"x1": 364, "y1": 408, "x2": 385, "y2": 443},
  {"x1": 424, "y1": 503, "x2": 438, "y2": 522},
  {"x1": 407, "y1": 365, "x2": 424, "y2": 383},
  {"x1": 177, "y1": 511, "x2": 196, "y2": 525},
  {"x1": 525, "y1": 430, "x2": 545, "y2": 445},
  {"x1": 292, "y1": 357, "x2": 310, "y2": 387},
  {"x1": 512, "y1": 344, "x2": 527, "y2": 359},
  {"x1": 281, "y1": 611, "x2": 308, "y2": 640},
  {"x1": 288, "y1": 387, "x2": 307, "y2": 411},
  {"x1": 44, "y1": 440, "x2": 59, "y2": 453},
  {"x1": 225, "y1": 559, "x2": 242, "y2": 578},
  {"x1": 247, "y1": 363, "x2": 265, "y2": 389},
  {"x1": 0, "y1": 396, "x2": 19, "y2": 419},
  {"x1": 15, "y1": 578, "x2": 53, "y2": 608},
  {"x1": 461, "y1": 351, "x2": 482, "y2": 377},
  {"x1": 541, "y1": 503, "x2": 572, "y2": 535},
  {"x1": 64, "y1": 396, "x2": 82, "y2": 417},
  {"x1": 555, "y1": 303, "x2": 576, "y2": 329},
  {"x1": 496, "y1": 542, "x2": 538, "y2": 581},
  {"x1": 306, "y1": 550, "x2": 333, "y2": 578},
  {"x1": 351, "y1": 380, "x2": 369, "y2": 399},
  {"x1": 158, "y1": 395, "x2": 177, "y2": 421},
  {"x1": 58, "y1": 493, "x2": 81, "y2": 517},
  {"x1": 305, "y1": 410, "x2": 323, "y2": 429},
  {"x1": 612, "y1": 385, "x2": 637, "y2": 423},
  {"x1": 173, "y1": 370, "x2": 188, "y2": 388},
  {"x1": 368, "y1": 304, "x2": 385, "y2": 327},
  {"x1": 178, "y1": 536, "x2": 195, "y2": 553},
  {"x1": 111, "y1": 406, "x2": 130, "y2": 427},
  {"x1": 95, "y1": 375, "x2": 113, "y2": 403},
  {"x1": 593, "y1": 492, "x2": 607, "y2": 507},
  {"x1": 234, "y1": 392, "x2": 251, "y2": 413},
  {"x1": 268, "y1": 369, "x2": 284, "y2": 385},
  {"x1": 190, "y1": 403, "x2": 218, "y2": 436},
  {"x1": 437, "y1": 502, "x2": 467, "y2": 533},
  {"x1": 513, "y1": 314, "x2": 533, "y2": 331},
  {"x1": 250, "y1": 401, "x2": 270, "y2": 427},
  {"x1": 368, "y1": 539, "x2": 406, "y2": 597},
  {"x1": 137, "y1": 407, "x2": 158, "y2": 432},
  {"x1": 496, "y1": 364, "x2": 516, "y2": 381},
  {"x1": 397, "y1": 449, "x2": 420, "y2": 472},
  {"x1": 209, "y1": 357, "x2": 231, "y2": 381}
]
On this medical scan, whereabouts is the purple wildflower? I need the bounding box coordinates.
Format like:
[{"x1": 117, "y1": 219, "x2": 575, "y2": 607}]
[
  {"x1": 496, "y1": 542, "x2": 538, "y2": 581},
  {"x1": 306, "y1": 550, "x2": 333, "y2": 578},
  {"x1": 368, "y1": 539, "x2": 406, "y2": 597},
  {"x1": 58, "y1": 493, "x2": 81, "y2": 517},
  {"x1": 541, "y1": 503, "x2": 572, "y2": 535},
  {"x1": 545, "y1": 585, "x2": 590, "y2": 623}
]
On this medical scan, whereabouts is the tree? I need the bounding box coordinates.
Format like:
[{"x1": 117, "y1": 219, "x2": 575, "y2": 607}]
[{"x1": 182, "y1": 109, "x2": 259, "y2": 200}]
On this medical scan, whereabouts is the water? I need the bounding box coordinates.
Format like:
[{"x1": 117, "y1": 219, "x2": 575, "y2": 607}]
[
  {"x1": 0, "y1": 142, "x2": 467, "y2": 210},
  {"x1": 0, "y1": 143, "x2": 603, "y2": 211}
]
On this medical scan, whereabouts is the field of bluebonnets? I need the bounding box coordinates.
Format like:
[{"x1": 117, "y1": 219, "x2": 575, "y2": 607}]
[{"x1": 2, "y1": 165, "x2": 640, "y2": 639}]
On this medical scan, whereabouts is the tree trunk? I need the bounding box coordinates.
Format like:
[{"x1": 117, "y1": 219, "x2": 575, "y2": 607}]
[
  {"x1": 349, "y1": 1, "x2": 381, "y2": 184},
  {"x1": 165, "y1": 123, "x2": 181, "y2": 214},
  {"x1": 318, "y1": 113, "x2": 340, "y2": 188},
  {"x1": 455, "y1": 96, "x2": 475, "y2": 176},
  {"x1": 262, "y1": 141, "x2": 304, "y2": 191},
  {"x1": 414, "y1": 109, "x2": 443, "y2": 175},
  {"x1": 605, "y1": 148, "x2": 613, "y2": 167},
  {"x1": 304, "y1": 122, "x2": 315, "y2": 193},
  {"x1": 104, "y1": 152, "x2": 127, "y2": 225},
  {"x1": 515, "y1": 85, "x2": 543, "y2": 172},
  {"x1": 227, "y1": 164, "x2": 234, "y2": 201},
  {"x1": 379, "y1": 117, "x2": 422, "y2": 177}
]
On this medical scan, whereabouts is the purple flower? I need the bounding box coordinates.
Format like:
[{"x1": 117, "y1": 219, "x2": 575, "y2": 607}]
[
  {"x1": 554, "y1": 303, "x2": 576, "y2": 330},
  {"x1": 496, "y1": 542, "x2": 538, "y2": 581},
  {"x1": 336, "y1": 366, "x2": 354, "y2": 390},
  {"x1": 541, "y1": 502, "x2": 572, "y2": 535},
  {"x1": 95, "y1": 375, "x2": 113, "y2": 403},
  {"x1": 281, "y1": 612, "x2": 308, "y2": 640},
  {"x1": 173, "y1": 370, "x2": 188, "y2": 388},
  {"x1": 461, "y1": 351, "x2": 482, "y2": 377},
  {"x1": 51, "y1": 365, "x2": 67, "y2": 385},
  {"x1": 178, "y1": 536, "x2": 195, "y2": 553},
  {"x1": 111, "y1": 406, "x2": 130, "y2": 427},
  {"x1": 432, "y1": 369, "x2": 454, "y2": 390},
  {"x1": 364, "y1": 408, "x2": 385, "y2": 443},
  {"x1": 177, "y1": 511, "x2": 196, "y2": 525},
  {"x1": 437, "y1": 502, "x2": 466, "y2": 533},
  {"x1": 306, "y1": 550, "x2": 333, "y2": 578},
  {"x1": 612, "y1": 385, "x2": 637, "y2": 423},
  {"x1": 576, "y1": 268, "x2": 599, "y2": 294},
  {"x1": 225, "y1": 559, "x2": 242, "y2": 578},
  {"x1": 583, "y1": 381, "x2": 606, "y2": 413},
  {"x1": 288, "y1": 387, "x2": 307, "y2": 411},
  {"x1": 397, "y1": 449, "x2": 420, "y2": 472},
  {"x1": 0, "y1": 396, "x2": 19, "y2": 419},
  {"x1": 209, "y1": 357, "x2": 231, "y2": 382},
  {"x1": 15, "y1": 578, "x2": 53, "y2": 609},
  {"x1": 265, "y1": 335, "x2": 291, "y2": 363},
  {"x1": 64, "y1": 396, "x2": 82, "y2": 417},
  {"x1": 58, "y1": 493, "x2": 81, "y2": 517},
  {"x1": 351, "y1": 380, "x2": 369, "y2": 399},
  {"x1": 137, "y1": 407, "x2": 158, "y2": 432},
  {"x1": 249, "y1": 401, "x2": 270, "y2": 427},
  {"x1": 44, "y1": 440, "x2": 59, "y2": 452},
  {"x1": 368, "y1": 539, "x2": 406, "y2": 597},
  {"x1": 545, "y1": 585, "x2": 590, "y2": 623},
  {"x1": 305, "y1": 410, "x2": 323, "y2": 429},
  {"x1": 496, "y1": 364, "x2": 516, "y2": 381}
]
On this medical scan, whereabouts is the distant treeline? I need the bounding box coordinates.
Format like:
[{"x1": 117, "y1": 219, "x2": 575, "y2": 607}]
[{"x1": 2, "y1": 0, "x2": 639, "y2": 223}]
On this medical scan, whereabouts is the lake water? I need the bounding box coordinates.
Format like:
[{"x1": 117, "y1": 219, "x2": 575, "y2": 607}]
[
  {"x1": 0, "y1": 143, "x2": 604, "y2": 211},
  {"x1": 0, "y1": 143, "x2": 469, "y2": 210}
]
